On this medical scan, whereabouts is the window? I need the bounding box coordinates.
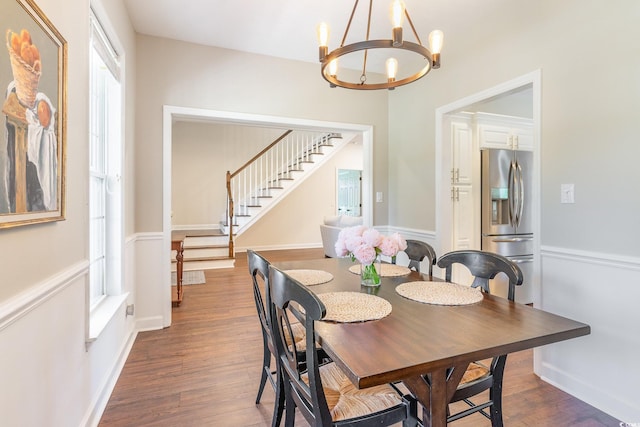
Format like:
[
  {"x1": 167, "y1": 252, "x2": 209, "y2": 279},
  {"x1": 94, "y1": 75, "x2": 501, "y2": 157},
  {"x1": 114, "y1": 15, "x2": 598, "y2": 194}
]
[{"x1": 89, "y1": 12, "x2": 123, "y2": 312}]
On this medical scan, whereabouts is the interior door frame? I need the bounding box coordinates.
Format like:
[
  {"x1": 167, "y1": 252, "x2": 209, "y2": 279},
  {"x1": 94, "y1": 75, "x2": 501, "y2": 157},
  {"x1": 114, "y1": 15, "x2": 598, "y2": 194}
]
[
  {"x1": 434, "y1": 70, "x2": 542, "y2": 305},
  {"x1": 161, "y1": 106, "x2": 373, "y2": 326}
]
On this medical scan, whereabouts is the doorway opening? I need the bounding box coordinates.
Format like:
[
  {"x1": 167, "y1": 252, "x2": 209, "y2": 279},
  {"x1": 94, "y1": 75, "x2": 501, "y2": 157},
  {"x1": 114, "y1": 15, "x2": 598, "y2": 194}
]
[
  {"x1": 337, "y1": 169, "x2": 362, "y2": 217},
  {"x1": 435, "y1": 70, "x2": 541, "y2": 306},
  {"x1": 161, "y1": 106, "x2": 374, "y2": 325}
]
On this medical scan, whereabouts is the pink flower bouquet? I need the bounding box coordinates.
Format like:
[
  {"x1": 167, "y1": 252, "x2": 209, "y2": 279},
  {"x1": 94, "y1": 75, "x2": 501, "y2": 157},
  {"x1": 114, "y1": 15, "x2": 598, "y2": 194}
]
[{"x1": 335, "y1": 226, "x2": 407, "y2": 285}]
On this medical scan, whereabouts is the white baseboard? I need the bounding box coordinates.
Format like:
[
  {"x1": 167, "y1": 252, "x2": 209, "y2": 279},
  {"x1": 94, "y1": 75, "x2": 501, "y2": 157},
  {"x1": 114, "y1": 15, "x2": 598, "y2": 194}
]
[
  {"x1": 82, "y1": 327, "x2": 138, "y2": 427},
  {"x1": 135, "y1": 315, "x2": 166, "y2": 332}
]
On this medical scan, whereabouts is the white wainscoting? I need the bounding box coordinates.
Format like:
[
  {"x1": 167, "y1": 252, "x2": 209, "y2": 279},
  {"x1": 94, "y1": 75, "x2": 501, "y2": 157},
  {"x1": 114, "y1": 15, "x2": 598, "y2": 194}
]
[
  {"x1": 0, "y1": 233, "x2": 168, "y2": 427},
  {"x1": 537, "y1": 246, "x2": 640, "y2": 423},
  {"x1": 134, "y1": 232, "x2": 168, "y2": 331}
]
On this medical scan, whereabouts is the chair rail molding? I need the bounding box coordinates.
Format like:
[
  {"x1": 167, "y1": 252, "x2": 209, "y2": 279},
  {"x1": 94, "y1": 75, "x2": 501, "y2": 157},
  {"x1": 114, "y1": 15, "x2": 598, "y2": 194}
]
[{"x1": 0, "y1": 260, "x2": 88, "y2": 332}]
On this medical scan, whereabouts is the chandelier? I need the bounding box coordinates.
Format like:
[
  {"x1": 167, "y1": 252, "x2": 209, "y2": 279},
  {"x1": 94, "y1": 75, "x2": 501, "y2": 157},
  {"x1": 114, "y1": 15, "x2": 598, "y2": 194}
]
[{"x1": 316, "y1": 0, "x2": 443, "y2": 90}]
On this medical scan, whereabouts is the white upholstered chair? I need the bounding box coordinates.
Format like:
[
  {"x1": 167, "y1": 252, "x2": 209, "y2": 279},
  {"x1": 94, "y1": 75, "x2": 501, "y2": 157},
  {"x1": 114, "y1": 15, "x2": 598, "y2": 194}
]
[{"x1": 319, "y1": 215, "x2": 363, "y2": 258}]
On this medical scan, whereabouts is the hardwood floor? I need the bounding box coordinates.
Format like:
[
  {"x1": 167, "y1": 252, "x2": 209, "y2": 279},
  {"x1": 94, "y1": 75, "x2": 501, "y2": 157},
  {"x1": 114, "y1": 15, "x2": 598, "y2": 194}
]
[{"x1": 99, "y1": 248, "x2": 620, "y2": 426}]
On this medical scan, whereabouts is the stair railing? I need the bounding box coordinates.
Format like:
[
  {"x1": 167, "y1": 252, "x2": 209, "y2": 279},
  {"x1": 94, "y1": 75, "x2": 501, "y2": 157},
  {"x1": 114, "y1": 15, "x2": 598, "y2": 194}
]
[{"x1": 226, "y1": 130, "x2": 338, "y2": 257}]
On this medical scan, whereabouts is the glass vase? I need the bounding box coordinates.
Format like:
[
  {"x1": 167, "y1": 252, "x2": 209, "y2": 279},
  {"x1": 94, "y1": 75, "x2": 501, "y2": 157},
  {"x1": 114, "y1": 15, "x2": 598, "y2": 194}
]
[{"x1": 360, "y1": 255, "x2": 382, "y2": 287}]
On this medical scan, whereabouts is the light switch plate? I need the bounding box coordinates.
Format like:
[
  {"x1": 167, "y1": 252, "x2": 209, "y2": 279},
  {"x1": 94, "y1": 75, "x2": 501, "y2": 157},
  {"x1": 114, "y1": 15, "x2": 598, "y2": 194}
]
[
  {"x1": 376, "y1": 192, "x2": 383, "y2": 203},
  {"x1": 561, "y1": 184, "x2": 575, "y2": 204}
]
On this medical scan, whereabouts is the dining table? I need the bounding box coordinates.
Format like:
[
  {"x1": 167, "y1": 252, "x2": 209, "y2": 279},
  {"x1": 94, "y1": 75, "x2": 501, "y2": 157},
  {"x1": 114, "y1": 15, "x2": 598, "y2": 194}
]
[{"x1": 274, "y1": 256, "x2": 590, "y2": 427}]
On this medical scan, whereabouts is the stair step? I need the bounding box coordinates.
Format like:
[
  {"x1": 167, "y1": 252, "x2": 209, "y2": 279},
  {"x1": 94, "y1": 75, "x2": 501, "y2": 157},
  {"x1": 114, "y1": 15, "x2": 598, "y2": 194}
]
[
  {"x1": 181, "y1": 233, "x2": 230, "y2": 246},
  {"x1": 183, "y1": 257, "x2": 235, "y2": 270},
  {"x1": 183, "y1": 243, "x2": 228, "y2": 250},
  {"x1": 184, "y1": 253, "x2": 231, "y2": 262},
  {"x1": 184, "y1": 246, "x2": 230, "y2": 258}
]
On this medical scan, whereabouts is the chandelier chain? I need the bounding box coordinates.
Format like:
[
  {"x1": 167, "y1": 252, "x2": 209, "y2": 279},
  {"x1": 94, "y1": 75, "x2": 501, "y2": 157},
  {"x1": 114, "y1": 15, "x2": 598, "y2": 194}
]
[
  {"x1": 405, "y1": 10, "x2": 422, "y2": 45},
  {"x1": 341, "y1": 0, "x2": 360, "y2": 47}
]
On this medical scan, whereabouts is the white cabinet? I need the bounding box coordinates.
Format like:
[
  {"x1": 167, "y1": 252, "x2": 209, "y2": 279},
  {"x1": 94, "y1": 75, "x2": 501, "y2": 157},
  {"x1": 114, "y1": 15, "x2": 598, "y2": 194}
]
[
  {"x1": 475, "y1": 112, "x2": 533, "y2": 151},
  {"x1": 451, "y1": 121, "x2": 474, "y2": 185},
  {"x1": 451, "y1": 185, "x2": 474, "y2": 250},
  {"x1": 449, "y1": 114, "x2": 478, "y2": 251}
]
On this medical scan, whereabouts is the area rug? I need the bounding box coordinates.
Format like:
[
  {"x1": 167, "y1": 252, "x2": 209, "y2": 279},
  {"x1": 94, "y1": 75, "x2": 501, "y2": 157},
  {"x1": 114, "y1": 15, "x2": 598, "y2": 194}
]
[{"x1": 171, "y1": 270, "x2": 206, "y2": 285}]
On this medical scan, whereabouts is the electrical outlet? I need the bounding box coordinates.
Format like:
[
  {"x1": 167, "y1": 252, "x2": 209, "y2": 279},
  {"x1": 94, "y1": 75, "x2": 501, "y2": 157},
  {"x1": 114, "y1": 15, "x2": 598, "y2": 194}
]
[
  {"x1": 126, "y1": 304, "x2": 135, "y2": 316},
  {"x1": 560, "y1": 184, "x2": 575, "y2": 204}
]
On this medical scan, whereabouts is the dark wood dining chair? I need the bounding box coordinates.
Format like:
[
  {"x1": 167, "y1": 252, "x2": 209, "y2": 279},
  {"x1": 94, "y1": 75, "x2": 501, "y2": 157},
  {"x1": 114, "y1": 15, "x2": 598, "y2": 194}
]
[
  {"x1": 247, "y1": 250, "x2": 287, "y2": 427},
  {"x1": 435, "y1": 249, "x2": 524, "y2": 427},
  {"x1": 393, "y1": 239, "x2": 437, "y2": 276},
  {"x1": 248, "y1": 250, "x2": 331, "y2": 427},
  {"x1": 268, "y1": 265, "x2": 419, "y2": 427}
]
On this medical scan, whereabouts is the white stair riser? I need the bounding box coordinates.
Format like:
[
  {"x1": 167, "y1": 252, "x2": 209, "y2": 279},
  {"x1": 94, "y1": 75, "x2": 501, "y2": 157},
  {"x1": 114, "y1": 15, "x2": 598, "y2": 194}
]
[
  {"x1": 184, "y1": 235, "x2": 229, "y2": 246},
  {"x1": 184, "y1": 258, "x2": 235, "y2": 270},
  {"x1": 183, "y1": 247, "x2": 229, "y2": 259}
]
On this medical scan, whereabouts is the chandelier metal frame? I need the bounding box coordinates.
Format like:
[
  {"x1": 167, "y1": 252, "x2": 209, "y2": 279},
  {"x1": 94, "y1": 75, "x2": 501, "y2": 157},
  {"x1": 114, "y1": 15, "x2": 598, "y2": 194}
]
[{"x1": 317, "y1": 0, "x2": 442, "y2": 90}]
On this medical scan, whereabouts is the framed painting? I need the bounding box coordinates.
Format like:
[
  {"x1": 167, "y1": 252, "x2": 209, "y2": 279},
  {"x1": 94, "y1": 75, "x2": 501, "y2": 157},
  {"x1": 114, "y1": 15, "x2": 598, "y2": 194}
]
[{"x1": 0, "y1": 0, "x2": 66, "y2": 228}]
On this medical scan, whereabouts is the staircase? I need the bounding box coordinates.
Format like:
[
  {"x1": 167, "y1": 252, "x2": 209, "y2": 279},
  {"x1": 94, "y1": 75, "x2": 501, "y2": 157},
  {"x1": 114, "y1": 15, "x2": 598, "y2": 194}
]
[{"x1": 173, "y1": 130, "x2": 346, "y2": 271}]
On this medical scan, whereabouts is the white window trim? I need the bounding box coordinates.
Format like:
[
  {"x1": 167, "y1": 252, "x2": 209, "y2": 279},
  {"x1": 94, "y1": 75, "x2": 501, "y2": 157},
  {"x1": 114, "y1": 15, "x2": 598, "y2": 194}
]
[{"x1": 87, "y1": 7, "x2": 126, "y2": 344}]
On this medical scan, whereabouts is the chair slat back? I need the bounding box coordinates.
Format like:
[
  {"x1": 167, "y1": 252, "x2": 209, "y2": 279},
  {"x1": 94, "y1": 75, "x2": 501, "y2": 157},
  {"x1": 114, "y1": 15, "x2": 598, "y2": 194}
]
[
  {"x1": 404, "y1": 240, "x2": 437, "y2": 275},
  {"x1": 247, "y1": 250, "x2": 273, "y2": 350},
  {"x1": 437, "y1": 250, "x2": 523, "y2": 301}
]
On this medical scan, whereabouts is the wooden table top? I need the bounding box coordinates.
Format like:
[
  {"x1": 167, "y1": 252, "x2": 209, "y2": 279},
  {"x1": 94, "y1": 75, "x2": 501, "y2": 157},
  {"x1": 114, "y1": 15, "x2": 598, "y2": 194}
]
[{"x1": 275, "y1": 257, "x2": 591, "y2": 389}]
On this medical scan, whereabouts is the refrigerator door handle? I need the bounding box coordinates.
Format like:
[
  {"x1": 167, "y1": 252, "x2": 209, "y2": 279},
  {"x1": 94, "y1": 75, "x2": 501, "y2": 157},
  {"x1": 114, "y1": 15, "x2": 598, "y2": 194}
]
[
  {"x1": 508, "y1": 160, "x2": 516, "y2": 228},
  {"x1": 509, "y1": 255, "x2": 533, "y2": 264},
  {"x1": 516, "y1": 161, "x2": 524, "y2": 228},
  {"x1": 490, "y1": 236, "x2": 533, "y2": 243}
]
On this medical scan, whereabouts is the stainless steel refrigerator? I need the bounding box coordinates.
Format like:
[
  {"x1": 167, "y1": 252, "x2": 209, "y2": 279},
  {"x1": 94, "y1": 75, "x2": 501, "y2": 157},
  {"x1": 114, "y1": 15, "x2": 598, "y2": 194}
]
[{"x1": 481, "y1": 149, "x2": 533, "y2": 304}]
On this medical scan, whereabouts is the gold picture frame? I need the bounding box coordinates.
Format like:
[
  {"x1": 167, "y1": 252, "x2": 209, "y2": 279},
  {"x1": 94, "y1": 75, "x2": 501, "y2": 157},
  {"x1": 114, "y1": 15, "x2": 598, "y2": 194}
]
[{"x1": 0, "y1": 0, "x2": 66, "y2": 228}]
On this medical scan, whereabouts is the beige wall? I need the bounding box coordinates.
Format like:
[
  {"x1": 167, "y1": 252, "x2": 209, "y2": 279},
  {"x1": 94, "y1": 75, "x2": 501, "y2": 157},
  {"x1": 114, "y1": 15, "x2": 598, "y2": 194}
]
[
  {"x1": 171, "y1": 122, "x2": 283, "y2": 226},
  {"x1": 135, "y1": 35, "x2": 390, "y2": 233},
  {"x1": 388, "y1": 0, "x2": 639, "y2": 256}
]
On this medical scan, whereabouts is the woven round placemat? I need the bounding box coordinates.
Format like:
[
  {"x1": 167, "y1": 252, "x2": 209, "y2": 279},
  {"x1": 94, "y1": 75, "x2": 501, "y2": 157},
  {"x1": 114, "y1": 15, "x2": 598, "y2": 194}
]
[
  {"x1": 347, "y1": 263, "x2": 411, "y2": 277},
  {"x1": 395, "y1": 281, "x2": 483, "y2": 306},
  {"x1": 317, "y1": 292, "x2": 392, "y2": 323},
  {"x1": 284, "y1": 269, "x2": 333, "y2": 286}
]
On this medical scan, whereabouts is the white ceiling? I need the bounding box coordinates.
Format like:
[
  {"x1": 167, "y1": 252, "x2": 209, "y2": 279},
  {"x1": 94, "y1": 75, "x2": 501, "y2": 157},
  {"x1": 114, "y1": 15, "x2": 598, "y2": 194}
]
[{"x1": 123, "y1": 0, "x2": 513, "y2": 75}]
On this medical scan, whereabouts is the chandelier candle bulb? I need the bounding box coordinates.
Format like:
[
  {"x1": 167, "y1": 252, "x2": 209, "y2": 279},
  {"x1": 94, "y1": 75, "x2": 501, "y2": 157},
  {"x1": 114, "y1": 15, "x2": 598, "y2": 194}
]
[
  {"x1": 428, "y1": 29, "x2": 444, "y2": 68},
  {"x1": 390, "y1": 0, "x2": 405, "y2": 46},
  {"x1": 386, "y1": 57, "x2": 398, "y2": 86},
  {"x1": 328, "y1": 59, "x2": 338, "y2": 77},
  {"x1": 316, "y1": 22, "x2": 329, "y2": 61},
  {"x1": 390, "y1": 0, "x2": 405, "y2": 27}
]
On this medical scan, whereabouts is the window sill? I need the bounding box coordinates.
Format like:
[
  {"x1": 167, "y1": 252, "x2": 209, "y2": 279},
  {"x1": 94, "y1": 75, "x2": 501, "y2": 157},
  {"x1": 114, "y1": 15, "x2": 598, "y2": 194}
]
[{"x1": 87, "y1": 293, "x2": 129, "y2": 345}]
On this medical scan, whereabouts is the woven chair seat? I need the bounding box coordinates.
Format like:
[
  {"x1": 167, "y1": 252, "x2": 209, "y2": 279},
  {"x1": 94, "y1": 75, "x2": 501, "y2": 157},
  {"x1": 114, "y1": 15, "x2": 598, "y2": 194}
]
[
  {"x1": 303, "y1": 362, "x2": 403, "y2": 422},
  {"x1": 460, "y1": 361, "x2": 490, "y2": 385},
  {"x1": 285, "y1": 321, "x2": 307, "y2": 352}
]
